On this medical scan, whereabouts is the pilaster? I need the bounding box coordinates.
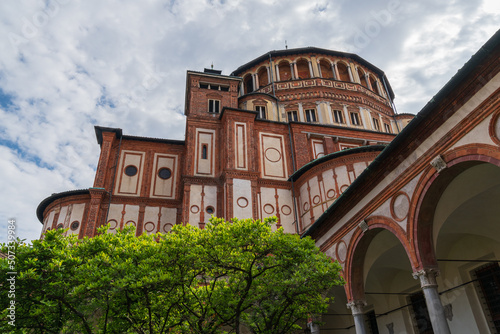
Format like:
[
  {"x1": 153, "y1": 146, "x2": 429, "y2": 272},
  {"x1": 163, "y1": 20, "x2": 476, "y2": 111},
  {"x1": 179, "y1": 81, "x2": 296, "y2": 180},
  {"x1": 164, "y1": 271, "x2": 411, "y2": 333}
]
[{"x1": 85, "y1": 187, "x2": 106, "y2": 237}]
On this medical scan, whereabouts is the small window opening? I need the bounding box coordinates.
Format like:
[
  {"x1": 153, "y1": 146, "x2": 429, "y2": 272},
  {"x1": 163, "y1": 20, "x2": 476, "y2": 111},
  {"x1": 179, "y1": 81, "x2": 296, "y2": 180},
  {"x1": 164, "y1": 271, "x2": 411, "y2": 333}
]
[
  {"x1": 305, "y1": 109, "x2": 317, "y2": 123},
  {"x1": 287, "y1": 110, "x2": 298, "y2": 122},
  {"x1": 201, "y1": 144, "x2": 208, "y2": 159},
  {"x1": 333, "y1": 110, "x2": 344, "y2": 123},
  {"x1": 124, "y1": 165, "x2": 138, "y2": 176},
  {"x1": 384, "y1": 123, "x2": 391, "y2": 133},
  {"x1": 350, "y1": 112, "x2": 361, "y2": 126},
  {"x1": 208, "y1": 99, "x2": 220, "y2": 113},
  {"x1": 256, "y1": 106, "x2": 266, "y2": 119}
]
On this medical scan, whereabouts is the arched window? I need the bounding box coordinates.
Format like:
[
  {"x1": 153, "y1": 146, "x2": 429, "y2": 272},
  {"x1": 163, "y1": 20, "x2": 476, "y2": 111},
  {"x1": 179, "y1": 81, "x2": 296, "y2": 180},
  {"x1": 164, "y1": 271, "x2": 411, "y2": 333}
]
[
  {"x1": 357, "y1": 68, "x2": 368, "y2": 88},
  {"x1": 369, "y1": 75, "x2": 382, "y2": 95},
  {"x1": 337, "y1": 62, "x2": 350, "y2": 82},
  {"x1": 244, "y1": 74, "x2": 253, "y2": 94},
  {"x1": 319, "y1": 60, "x2": 334, "y2": 79},
  {"x1": 278, "y1": 61, "x2": 292, "y2": 81},
  {"x1": 257, "y1": 67, "x2": 269, "y2": 87},
  {"x1": 296, "y1": 59, "x2": 310, "y2": 79}
]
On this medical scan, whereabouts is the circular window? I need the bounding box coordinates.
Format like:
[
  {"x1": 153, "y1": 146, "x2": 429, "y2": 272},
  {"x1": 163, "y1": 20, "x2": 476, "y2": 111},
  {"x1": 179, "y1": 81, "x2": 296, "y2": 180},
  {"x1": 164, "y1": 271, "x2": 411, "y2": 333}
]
[
  {"x1": 124, "y1": 165, "x2": 138, "y2": 176},
  {"x1": 206, "y1": 206, "x2": 215, "y2": 214},
  {"x1": 158, "y1": 168, "x2": 172, "y2": 180},
  {"x1": 70, "y1": 221, "x2": 80, "y2": 231},
  {"x1": 56, "y1": 223, "x2": 64, "y2": 229}
]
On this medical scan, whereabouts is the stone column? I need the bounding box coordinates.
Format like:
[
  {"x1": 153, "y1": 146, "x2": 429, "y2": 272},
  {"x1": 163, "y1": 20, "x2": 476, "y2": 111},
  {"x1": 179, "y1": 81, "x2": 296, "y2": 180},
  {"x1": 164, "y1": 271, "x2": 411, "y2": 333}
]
[
  {"x1": 308, "y1": 60, "x2": 314, "y2": 78},
  {"x1": 332, "y1": 63, "x2": 339, "y2": 80},
  {"x1": 347, "y1": 300, "x2": 368, "y2": 334},
  {"x1": 275, "y1": 64, "x2": 280, "y2": 81},
  {"x1": 308, "y1": 322, "x2": 320, "y2": 333},
  {"x1": 240, "y1": 81, "x2": 245, "y2": 95},
  {"x1": 365, "y1": 74, "x2": 372, "y2": 90},
  {"x1": 347, "y1": 65, "x2": 354, "y2": 82},
  {"x1": 266, "y1": 66, "x2": 271, "y2": 84},
  {"x1": 316, "y1": 60, "x2": 323, "y2": 78},
  {"x1": 413, "y1": 269, "x2": 451, "y2": 334},
  {"x1": 290, "y1": 63, "x2": 295, "y2": 80}
]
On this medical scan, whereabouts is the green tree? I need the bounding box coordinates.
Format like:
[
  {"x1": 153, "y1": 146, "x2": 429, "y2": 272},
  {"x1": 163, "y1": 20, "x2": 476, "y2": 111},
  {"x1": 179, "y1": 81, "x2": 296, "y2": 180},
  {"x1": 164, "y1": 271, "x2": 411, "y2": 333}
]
[{"x1": 0, "y1": 217, "x2": 343, "y2": 333}]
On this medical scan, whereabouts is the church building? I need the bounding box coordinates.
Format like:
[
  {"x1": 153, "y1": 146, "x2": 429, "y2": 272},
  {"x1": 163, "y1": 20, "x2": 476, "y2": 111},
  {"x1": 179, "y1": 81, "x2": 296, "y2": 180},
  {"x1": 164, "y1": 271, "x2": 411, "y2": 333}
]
[{"x1": 37, "y1": 29, "x2": 500, "y2": 334}]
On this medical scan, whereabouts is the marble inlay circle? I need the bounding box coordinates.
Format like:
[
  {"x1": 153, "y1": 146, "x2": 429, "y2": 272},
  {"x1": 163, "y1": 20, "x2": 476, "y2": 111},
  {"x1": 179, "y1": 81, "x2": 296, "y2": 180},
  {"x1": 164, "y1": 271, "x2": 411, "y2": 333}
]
[
  {"x1": 263, "y1": 204, "x2": 274, "y2": 214},
  {"x1": 237, "y1": 197, "x2": 249, "y2": 208},
  {"x1": 144, "y1": 222, "x2": 155, "y2": 232},
  {"x1": 281, "y1": 205, "x2": 292, "y2": 215},
  {"x1": 391, "y1": 192, "x2": 410, "y2": 221},
  {"x1": 264, "y1": 147, "x2": 282, "y2": 163}
]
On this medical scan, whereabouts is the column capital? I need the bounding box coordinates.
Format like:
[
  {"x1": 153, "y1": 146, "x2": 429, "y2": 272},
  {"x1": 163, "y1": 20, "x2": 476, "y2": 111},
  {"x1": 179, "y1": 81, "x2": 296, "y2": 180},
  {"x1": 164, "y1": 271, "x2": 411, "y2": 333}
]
[
  {"x1": 347, "y1": 300, "x2": 367, "y2": 315},
  {"x1": 413, "y1": 268, "x2": 440, "y2": 288}
]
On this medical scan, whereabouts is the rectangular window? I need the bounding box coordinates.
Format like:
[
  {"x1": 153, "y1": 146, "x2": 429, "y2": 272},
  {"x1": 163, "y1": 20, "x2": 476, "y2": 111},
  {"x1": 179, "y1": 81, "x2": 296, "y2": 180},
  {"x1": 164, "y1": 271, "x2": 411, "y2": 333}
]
[
  {"x1": 305, "y1": 109, "x2": 317, "y2": 123},
  {"x1": 365, "y1": 310, "x2": 379, "y2": 334},
  {"x1": 474, "y1": 263, "x2": 500, "y2": 333},
  {"x1": 350, "y1": 112, "x2": 361, "y2": 126},
  {"x1": 384, "y1": 123, "x2": 391, "y2": 133},
  {"x1": 333, "y1": 110, "x2": 344, "y2": 123},
  {"x1": 256, "y1": 106, "x2": 266, "y2": 119},
  {"x1": 208, "y1": 99, "x2": 220, "y2": 113},
  {"x1": 287, "y1": 110, "x2": 298, "y2": 122},
  {"x1": 409, "y1": 291, "x2": 433, "y2": 334},
  {"x1": 201, "y1": 144, "x2": 208, "y2": 159},
  {"x1": 372, "y1": 118, "x2": 380, "y2": 131}
]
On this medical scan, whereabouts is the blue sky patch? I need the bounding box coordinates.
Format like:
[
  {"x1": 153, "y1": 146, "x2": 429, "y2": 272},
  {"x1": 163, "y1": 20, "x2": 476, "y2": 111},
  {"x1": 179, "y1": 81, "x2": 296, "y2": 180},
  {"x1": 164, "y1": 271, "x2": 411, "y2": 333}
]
[{"x1": 0, "y1": 88, "x2": 15, "y2": 110}]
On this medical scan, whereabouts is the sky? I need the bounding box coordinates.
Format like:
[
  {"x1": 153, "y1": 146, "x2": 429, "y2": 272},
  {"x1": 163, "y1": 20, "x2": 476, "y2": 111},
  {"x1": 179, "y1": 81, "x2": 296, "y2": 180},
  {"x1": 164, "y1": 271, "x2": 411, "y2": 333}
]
[{"x1": 0, "y1": 0, "x2": 499, "y2": 244}]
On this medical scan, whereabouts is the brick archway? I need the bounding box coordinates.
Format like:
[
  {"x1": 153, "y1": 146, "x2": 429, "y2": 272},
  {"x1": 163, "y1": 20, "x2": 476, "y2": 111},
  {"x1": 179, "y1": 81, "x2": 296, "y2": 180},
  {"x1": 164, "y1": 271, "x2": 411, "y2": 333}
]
[
  {"x1": 409, "y1": 144, "x2": 500, "y2": 270},
  {"x1": 343, "y1": 215, "x2": 417, "y2": 301}
]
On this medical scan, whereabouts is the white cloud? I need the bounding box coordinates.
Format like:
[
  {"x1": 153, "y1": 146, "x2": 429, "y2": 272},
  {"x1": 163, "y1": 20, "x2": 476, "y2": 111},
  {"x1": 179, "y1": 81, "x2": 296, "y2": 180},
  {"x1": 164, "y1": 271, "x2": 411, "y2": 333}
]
[{"x1": 0, "y1": 0, "x2": 498, "y2": 243}]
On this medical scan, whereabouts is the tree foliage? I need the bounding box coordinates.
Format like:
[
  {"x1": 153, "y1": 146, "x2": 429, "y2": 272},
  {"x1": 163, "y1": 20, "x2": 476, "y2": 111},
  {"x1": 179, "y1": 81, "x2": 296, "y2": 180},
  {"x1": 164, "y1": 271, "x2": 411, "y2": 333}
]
[{"x1": 1, "y1": 217, "x2": 344, "y2": 333}]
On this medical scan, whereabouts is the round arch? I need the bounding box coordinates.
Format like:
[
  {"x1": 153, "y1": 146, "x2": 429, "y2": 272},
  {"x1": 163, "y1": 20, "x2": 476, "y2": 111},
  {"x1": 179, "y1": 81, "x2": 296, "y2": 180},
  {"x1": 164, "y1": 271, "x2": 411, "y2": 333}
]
[
  {"x1": 243, "y1": 74, "x2": 253, "y2": 94},
  {"x1": 368, "y1": 74, "x2": 381, "y2": 94},
  {"x1": 256, "y1": 66, "x2": 269, "y2": 87},
  {"x1": 356, "y1": 67, "x2": 368, "y2": 88},
  {"x1": 295, "y1": 58, "x2": 311, "y2": 79},
  {"x1": 409, "y1": 144, "x2": 500, "y2": 270},
  {"x1": 318, "y1": 58, "x2": 334, "y2": 79},
  {"x1": 336, "y1": 61, "x2": 351, "y2": 82},
  {"x1": 277, "y1": 60, "x2": 292, "y2": 81},
  {"x1": 343, "y1": 215, "x2": 417, "y2": 301}
]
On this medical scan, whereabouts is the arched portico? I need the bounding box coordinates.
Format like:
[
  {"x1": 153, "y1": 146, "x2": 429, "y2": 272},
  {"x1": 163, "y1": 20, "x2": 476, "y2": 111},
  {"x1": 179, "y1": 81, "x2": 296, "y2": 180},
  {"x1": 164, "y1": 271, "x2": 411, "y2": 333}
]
[
  {"x1": 411, "y1": 148, "x2": 500, "y2": 334},
  {"x1": 340, "y1": 217, "x2": 418, "y2": 334}
]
